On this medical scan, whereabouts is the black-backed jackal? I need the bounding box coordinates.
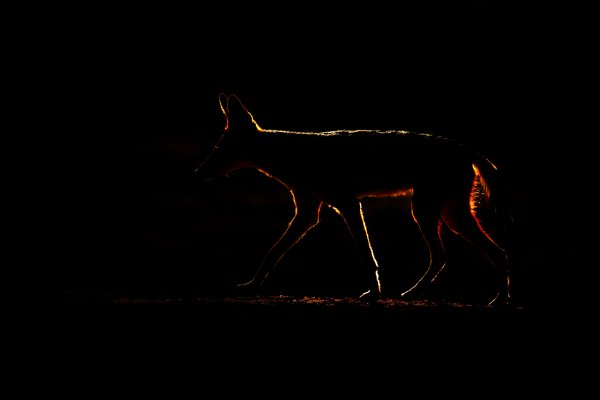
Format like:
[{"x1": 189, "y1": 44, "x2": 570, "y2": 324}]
[{"x1": 196, "y1": 94, "x2": 512, "y2": 305}]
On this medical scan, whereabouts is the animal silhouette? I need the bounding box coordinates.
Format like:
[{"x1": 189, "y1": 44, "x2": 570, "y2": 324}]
[{"x1": 196, "y1": 93, "x2": 512, "y2": 305}]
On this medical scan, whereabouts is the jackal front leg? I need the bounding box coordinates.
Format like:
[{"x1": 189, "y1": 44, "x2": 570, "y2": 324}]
[
  {"x1": 236, "y1": 192, "x2": 323, "y2": 293},
  {"x1": 336, "y1": 200, "x2": 382, "y2": 303}
]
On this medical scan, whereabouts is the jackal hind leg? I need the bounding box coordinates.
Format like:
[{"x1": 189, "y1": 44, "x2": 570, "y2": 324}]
[
  {"x1": 236, "y1": 192, "x2": 323, "y2": 293},
  {"x1": 336, "y1": 200, "x2": 382, "y2": 303},
  {"x1": 401, "y1": 197, "x2": 447, "y2": 300},
  {"x1": 441, "y1": 203, "x2": 510, "y2": 306}
]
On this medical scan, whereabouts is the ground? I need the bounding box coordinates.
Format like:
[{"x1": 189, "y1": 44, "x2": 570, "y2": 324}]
[{"x1": 63, "y1": 290, "x2": 531, "y2": 332}]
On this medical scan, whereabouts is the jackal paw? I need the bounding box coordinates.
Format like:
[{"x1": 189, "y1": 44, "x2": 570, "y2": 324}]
[
  {"x1": 235, "y1": 280, "x2": 261, "y2": 295},
  {"x1": 359, "y1": 289, "x2": 381, "y2": 305},
  {"x1": 487, "y1": 292, "x2": 512, "y2": 307},
  {"x1": 400, "y1": 287, "x2": 426, "y2": 301}
]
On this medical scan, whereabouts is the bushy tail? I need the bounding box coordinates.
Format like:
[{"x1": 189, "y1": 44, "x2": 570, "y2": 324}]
[{"x1": 470, "y1": 153, "x2": 513, "y2": 247}]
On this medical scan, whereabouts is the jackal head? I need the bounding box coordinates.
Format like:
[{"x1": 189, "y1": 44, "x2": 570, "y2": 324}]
[{"x1": 195, "y1": 93, "x2": 262, "y2": 181}]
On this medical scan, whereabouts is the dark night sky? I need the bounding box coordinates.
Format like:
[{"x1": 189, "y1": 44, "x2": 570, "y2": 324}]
[{"x1": 58, "y1": 2, "x2": 584, "y2": 310}]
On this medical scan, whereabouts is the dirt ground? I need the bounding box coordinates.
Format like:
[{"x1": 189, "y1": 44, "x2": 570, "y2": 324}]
[{"x1": 62, "y1": 291, "x2": 532, "y2": 336}]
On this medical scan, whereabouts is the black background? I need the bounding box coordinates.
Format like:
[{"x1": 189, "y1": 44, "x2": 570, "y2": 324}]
[
  {"x1": 57, "y1": 2, "x2": 584, "y2": 313},
  {"x1": 49, "y1": 2, "x2": 594, "y2": 388}
]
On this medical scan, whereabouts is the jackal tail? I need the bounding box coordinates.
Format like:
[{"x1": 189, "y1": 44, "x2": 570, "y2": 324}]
[{"x1": 470, "y1": 153, "x2": 513, "y2": 248}]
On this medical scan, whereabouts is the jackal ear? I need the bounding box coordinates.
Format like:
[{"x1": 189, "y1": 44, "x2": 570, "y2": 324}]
[
  {"x1": 226, "y1": 94, "x2": 261, "y2": 132},
  {"x1": 218, "y1": 93, "x2": 228, "y2": 116}
]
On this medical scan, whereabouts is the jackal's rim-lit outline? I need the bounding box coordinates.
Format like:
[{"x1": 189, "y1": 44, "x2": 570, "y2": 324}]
[{"x1": 196, "y1": 93, "x2": 512, "y2": 305}]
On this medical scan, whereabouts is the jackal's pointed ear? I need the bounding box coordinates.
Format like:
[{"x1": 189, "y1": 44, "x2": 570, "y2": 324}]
[
  {"x1": 226, "y1": 94, "x2": 262, "y2": 132},
  {"x1": 218, "y1": 93, "x2": 228, "y2": 116}
]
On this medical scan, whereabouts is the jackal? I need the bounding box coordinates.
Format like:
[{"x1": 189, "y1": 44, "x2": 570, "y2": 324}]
[{"x1": 196, "y1": 93, "x2": 511, "y2": 305}]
